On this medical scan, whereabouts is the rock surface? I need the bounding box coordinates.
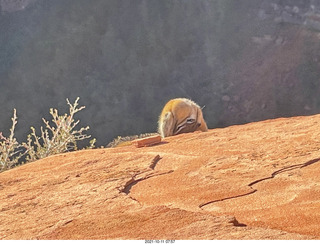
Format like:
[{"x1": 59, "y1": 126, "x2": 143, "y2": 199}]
[{"x1": 1, "y1": 114, "x2": 320, "y2": 239}]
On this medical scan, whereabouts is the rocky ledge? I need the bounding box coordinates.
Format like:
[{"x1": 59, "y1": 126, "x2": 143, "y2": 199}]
[{"x1": 1, "y1": 114, "x2": 320, "y2": 239}]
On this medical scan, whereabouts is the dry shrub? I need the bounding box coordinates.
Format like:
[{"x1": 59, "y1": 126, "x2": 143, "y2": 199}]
[
  {"x1": 0, "y1": 109, "x2": 27, "y2": 172},
  {"x1": 0, "y1": 98, "x2": 95, "y2": 172}
]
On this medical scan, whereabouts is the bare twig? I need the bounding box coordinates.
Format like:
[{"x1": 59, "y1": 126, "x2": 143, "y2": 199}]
[
  {"x1": 25, "y1": 97, "x2": 95, "y2": 162},
  {"x1": 0, "y1": 109, "x2": 28, "y2": 172}
]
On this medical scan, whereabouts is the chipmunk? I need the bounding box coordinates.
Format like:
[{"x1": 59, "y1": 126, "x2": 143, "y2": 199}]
[{"x1": 158, "y1": 98, "x2": 208, "y2": 137}]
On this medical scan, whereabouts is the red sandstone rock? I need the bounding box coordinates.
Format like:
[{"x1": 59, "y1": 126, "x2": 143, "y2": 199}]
[
  {"x1": 1, "y1": 115, "x2": 320, "y2": 239},
  {"x1": 132, "y1": 135, "x2": 162, "y2": 148}
]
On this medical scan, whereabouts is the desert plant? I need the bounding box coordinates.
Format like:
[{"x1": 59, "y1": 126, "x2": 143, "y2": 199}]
[
  {"x1": 25, "y1": 97, "x2": 96, "y2": 162},
  {"x1": 0, "y1": 109, "x2": 28, "y2": 172}
]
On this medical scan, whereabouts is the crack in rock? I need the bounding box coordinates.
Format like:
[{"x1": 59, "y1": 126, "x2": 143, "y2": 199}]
[
  {"x1": 199, "y1": 189, "x2": 257, "y2": 208},
  {"x1": 199, "y1": 157, "x2": 320, "y2": 208},
  {"x1": 248, "y1": 157, "x2": 320, "y2": 187},
  {"x1": 122, "y1": 170, "x2": 174, "y2": 195},
  {"x1": 118, "y1": 155, "x2": 174, "y2": 196}
]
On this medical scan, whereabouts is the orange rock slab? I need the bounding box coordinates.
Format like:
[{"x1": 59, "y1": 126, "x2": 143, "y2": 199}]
[{"x1": 2, "y1": 115, "x2": 320, "y2": 239}]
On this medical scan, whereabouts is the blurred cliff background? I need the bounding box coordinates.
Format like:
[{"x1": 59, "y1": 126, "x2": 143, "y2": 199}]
[{"x1": 1, "y1": 0, "x2": 320, "y2": 146}]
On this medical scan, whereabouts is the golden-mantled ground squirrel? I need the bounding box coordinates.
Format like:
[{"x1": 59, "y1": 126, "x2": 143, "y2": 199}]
[{"x1": 158, "y1": 98, "x2": 208, "y2": 137}]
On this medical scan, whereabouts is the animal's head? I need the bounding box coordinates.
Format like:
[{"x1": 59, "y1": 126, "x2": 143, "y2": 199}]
[
  {"x1": 158, "y1": 98, "x2": 208, "y2": 137},
  {"x1": 172, "y1": 98, "x2": 206, "y2": 135}
]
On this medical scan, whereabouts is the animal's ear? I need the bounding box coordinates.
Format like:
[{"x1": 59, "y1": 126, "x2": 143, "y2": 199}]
[{"x1": 158, "y1": 111, "x2": 175, "y2": 137}]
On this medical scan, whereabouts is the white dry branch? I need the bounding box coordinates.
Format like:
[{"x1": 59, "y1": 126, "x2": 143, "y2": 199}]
[
  {"x1": 25, "y1": 97, "x2": 96, "y2": 162},
  {"x1": 0, "y1": 109, "x2": 28, "y2": 172}
]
